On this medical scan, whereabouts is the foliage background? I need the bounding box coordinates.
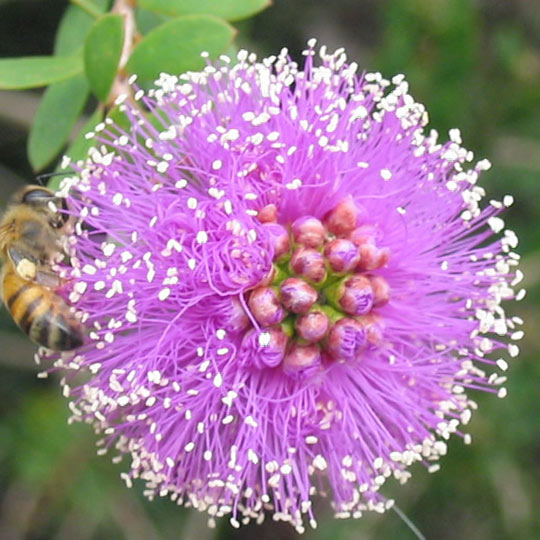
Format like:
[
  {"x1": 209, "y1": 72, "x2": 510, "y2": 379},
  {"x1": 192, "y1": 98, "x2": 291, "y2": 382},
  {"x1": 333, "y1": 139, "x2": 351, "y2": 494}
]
[{"x1": 0, "y1": 0, "x2": 538, "y2": 538}]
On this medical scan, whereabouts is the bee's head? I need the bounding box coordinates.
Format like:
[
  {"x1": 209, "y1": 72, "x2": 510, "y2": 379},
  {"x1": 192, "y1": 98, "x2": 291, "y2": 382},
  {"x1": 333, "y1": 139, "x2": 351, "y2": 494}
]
[{"x1": 18, "y1": 186, "x2": 69, "y2": 229}]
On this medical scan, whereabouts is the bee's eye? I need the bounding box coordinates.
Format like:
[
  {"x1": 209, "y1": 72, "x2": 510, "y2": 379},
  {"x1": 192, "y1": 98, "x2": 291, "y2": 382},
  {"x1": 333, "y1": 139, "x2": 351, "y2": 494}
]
[{"x1": 21, "y1": 187, "x2": 54, "y2": 204}]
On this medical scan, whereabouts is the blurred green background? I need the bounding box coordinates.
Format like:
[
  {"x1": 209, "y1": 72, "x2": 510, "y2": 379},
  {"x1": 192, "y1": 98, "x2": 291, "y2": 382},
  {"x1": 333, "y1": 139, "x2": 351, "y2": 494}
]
[{"x1": 0, "y1": 0, "x2": 539, "y2": 539}]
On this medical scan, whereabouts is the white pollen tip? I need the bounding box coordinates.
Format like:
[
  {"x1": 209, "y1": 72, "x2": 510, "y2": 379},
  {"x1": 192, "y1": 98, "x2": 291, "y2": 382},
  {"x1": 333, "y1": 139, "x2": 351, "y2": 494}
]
[
  {"x1": 496, "y1": 359, "x2": 509, "y2": 371},
  {"x1": 503, "y1": 194, "x2": 514, "y2": 207},
  {"x1": 158, "y1": 288, "x2": 171, "y2": 301},
  {"x1": 258, "y1": 332, "x2": 271, "y2": 347},
  {"x1": 196, "y1": 231, "x2": 208, "y2": 244}
]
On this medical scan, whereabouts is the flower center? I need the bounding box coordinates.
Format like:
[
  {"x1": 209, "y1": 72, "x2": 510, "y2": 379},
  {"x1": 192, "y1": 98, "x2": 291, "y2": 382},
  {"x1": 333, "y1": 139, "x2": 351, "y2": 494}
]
[{"x1": 238, "y1": 197, "x2": 391, "y2": 377}]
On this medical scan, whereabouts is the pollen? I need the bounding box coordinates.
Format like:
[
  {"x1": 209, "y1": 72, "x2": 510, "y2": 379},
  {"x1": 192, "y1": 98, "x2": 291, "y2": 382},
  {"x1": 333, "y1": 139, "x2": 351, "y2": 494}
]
[{"x1": 158, "y1": 288, "x2": 171, "y2": 301}]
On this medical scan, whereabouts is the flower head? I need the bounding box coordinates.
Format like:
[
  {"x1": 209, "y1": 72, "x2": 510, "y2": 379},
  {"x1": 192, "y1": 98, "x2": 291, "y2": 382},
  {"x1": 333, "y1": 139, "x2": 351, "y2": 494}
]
[{"x1": 50, "y1": 41, "x2": 522, "y2": 533}]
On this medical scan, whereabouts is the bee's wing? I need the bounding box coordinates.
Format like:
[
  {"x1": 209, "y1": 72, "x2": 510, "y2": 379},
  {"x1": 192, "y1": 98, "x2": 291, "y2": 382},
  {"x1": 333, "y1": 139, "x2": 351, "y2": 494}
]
[{"x1": 6, "y1": 245, "x2": 37, "y2": 267}]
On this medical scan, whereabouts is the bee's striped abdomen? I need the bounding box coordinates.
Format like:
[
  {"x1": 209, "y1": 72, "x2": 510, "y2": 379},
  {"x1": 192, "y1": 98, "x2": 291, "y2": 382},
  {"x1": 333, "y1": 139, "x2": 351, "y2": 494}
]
[{"x1": 2, "y1": 266, "x2": 84, "y2": 351}]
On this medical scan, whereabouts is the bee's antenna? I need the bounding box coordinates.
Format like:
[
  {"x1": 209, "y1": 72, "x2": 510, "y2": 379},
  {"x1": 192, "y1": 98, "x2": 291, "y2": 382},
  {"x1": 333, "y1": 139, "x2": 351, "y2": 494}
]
[
  {"x1": 391, "y1": 503, "x2": 426, "y2": 540},
  {"x1": 35, "y1": 171, "x2": 75, "y2": 187}
]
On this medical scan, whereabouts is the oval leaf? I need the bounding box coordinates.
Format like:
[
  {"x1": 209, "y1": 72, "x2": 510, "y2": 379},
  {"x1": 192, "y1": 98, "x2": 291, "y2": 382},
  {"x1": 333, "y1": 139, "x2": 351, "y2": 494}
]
[
  {"x1": 54, "y1": 0, "x2": 110, "y2": 56},
  {"x1": 28, "y1": 74, "x2": 89, "y2": 171},
  {"x1": 137, "y1": 0, "x2": 270, "y2": 21},
  {"x1": 0, "y1": 56, "x2": 83, "y2": 90},
  {"x1": 84, "y1": 14, "x2": 125, "y2": 102},
  {"x1": 135, "y1": 6, "x2": 171, "y2": 35},
  {"x1": 127, "y1": 15, "x2": 235, "y2": 83}
]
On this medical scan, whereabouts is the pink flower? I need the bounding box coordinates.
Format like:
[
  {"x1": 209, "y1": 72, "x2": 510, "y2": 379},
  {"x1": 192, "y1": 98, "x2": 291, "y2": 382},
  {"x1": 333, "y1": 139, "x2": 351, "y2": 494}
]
[{"x1": 49, "y1": 41, "x2": 521, "y2": 533}]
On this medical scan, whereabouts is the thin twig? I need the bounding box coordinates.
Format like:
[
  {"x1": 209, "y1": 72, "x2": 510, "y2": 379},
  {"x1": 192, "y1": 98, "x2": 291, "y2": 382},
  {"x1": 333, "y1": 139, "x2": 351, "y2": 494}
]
[
  {"x1": 391, "y1": 504, "x2": 427, "y2": 540},
  {"x1": 107, "y1": 0, "x2": 140, "y2": 107}
]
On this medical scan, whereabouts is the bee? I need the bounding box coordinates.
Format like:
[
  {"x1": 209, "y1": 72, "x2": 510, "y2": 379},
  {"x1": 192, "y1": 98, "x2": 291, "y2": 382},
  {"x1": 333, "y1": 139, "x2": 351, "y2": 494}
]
[{"x1": 0, "y1": 186, "x2": 84, "y2": 351}]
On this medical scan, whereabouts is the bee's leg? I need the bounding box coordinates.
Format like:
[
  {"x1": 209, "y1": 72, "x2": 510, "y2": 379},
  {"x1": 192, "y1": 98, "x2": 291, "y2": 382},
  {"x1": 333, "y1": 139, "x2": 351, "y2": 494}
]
[
  {"x1": 17, "y1": 259, "x2": 37, "y2": 280},
  {"x1": 35, "y1": 267, "x2": 62, "y2": 288},
  {"x1": 7, "y1": 246, "x2": 39, "y2": 280}
]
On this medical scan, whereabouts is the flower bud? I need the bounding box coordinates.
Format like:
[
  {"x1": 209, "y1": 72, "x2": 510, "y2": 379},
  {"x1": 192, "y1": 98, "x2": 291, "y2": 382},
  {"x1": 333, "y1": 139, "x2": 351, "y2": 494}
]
[
  {"x1": 291, "y1": 216, "x2": 326, "y2": 248},
  {"x1": 357, "y1": 244, "x2": 391, "y2": 271},
  {"x1": 279, "y1": 277, "x2": 318, "y2": 314},
  {"x1": 282, "y1": 342, "x2": 322, "y2": 377},
  {"x1": 257, "y1": 203, "x2": 277, "y2": 223},
  {"x1": 290, "y1": 248, "x2": 327, "y2": 283},
  {"x1": 295, "y1": 310, "x2": 330, "y2": 342},
  {"x1": 262, "y1": 222, "x2": 291, "y2": 260},
  {"x1": 242, "y1": 327, "x2": 288, "y2": 368},
  {"x1": 326, "y1": 318, "x2": 367, "y2": 362},
  {"x1": 324, "y1": 197, "x2": 364, "y2": 236},
  {"x1": 339, "y1": 275, "x2": 374, "y2": 315},
  {"x1": 223, "y1": 296, "x2": 250, "y2": 333},
  {"x1": 248, "y1": 286, "x2": 286, "y2": 326},
  {"x1": 369, "y1": 275, "x2": 391, "y2": 306},
  {"x1": 355, "y1": 314, "x2": 384, "y2": 346},
  {"x1": 324, "y1": 238, "x2": 361, "y2": 273},
  {"x1": 259, "y1": 265, "x2": 276, "y2": 287},
  {"x1": 348, "y1": 224, "x2": 383, "y2": 246}
]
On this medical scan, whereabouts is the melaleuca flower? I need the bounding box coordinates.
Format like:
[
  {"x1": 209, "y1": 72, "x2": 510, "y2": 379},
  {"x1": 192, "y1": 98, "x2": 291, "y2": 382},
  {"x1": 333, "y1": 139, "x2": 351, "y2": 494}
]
[{"x1": 48, "y1": 40, "x2": 523, "y2": 533}]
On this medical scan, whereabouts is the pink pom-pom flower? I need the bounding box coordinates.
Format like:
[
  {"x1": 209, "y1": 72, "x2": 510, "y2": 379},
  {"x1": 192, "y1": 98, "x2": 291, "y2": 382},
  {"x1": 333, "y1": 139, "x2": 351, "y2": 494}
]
[{"x1": 48, "y1": 42, "x2": 521, "y2": 533}]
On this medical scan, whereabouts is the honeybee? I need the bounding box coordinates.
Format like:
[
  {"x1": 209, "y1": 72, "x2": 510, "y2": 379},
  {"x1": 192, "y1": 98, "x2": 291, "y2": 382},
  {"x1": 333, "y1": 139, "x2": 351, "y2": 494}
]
[{"x1": 0, "y1": 186, "x2": 84, "y2": 350}]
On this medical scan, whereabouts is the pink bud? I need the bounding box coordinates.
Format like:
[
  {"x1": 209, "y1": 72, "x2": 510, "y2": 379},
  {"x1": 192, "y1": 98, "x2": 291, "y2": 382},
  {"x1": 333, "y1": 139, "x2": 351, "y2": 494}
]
[
  {"x1": 339, "y1": 275, "x2": 374, "y2": 315},
  {"x1": 262, "y1": 222, "x2": 291, "y2": 260},
  {"x1": 348, "y1": 224, "x2": 383, "y2": 246},
  {"x1": 295, "y1": 310, "x2": 330, "y2": 342},
  {"x1": 324, "y1": 197, "x2": 364, "y2": 236},
  {"x1": 259, "y1": 266, "x2": 276, "y2": 287},
  {"x1": 257, "y1": 203, "x2": 277, "y2": 223},
  {"x1": 282, "y1": 343, "x2": 322, "y2": 377},
  {"x1": 242, "y1": 327, "x2": 288, "y2": 368},
  {"x1": 357, "y1": 244, "x2": 391, "y2": 271},
  {"x1": 248, "y1": 287, "x2": 286, "y2": 326},
  {"x1": 290, "y1": 248, "x2": 327, "y2": 283},
  {"x1": 224, "y1": 296, "x2": 250, "y2": 332},
  {"x1": 291, "y1": 216, "x2": 326, "y2": 248},
  {"x1": 279, "y1": 277, "x2": 318, "y2": 314},
  {"x1": 355, "y1": 314, "x2": 384, "y2": 346},
  {"x1": 324, "y1": 238, "x2": 361, "y2": 273},
  {"x1": 369, "y1": 275, "x2": 391, "y2": 306},
  {"x1": 326, "y1": 318, "x2": 367, "y2": 362}
]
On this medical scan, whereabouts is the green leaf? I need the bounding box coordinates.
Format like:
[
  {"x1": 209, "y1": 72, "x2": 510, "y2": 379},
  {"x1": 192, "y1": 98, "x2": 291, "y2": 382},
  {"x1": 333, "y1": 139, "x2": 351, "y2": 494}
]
[
  {"x1": 137, "y1": 0, "x2": 271, "y2": 21},
  {"x1": 106, "y1": 105, "x2": 131, "y2": 133},
  {"x1": 0, "y1": 55, "x2": 83, "y2": 90},
  {"x1": 28, "y1": 74, "x2": 89, "y2": 171},
  {"x1": 54, "y1": 0, "x2": 110, "y2": 55},
  {"x1": 58, "y1": 108, "x2": 104, "y2": 177},
  {"x1": 84, "y1": 14, "x2": 125, "y2": 101},
  {"x1": 135, "y1": 6, "x2": 171, "y2": 35},
  {"x1": 127, "y1": 15, "x2": 235, "y2": 83},
  {"x1": 70, "y1": 0, "x2": 106, "y2": 18}
]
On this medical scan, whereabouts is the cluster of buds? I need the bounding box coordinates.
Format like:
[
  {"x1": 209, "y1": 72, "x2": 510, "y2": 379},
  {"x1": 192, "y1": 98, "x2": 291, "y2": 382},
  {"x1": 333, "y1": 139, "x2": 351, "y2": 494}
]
[{"x1": 240, "y1": 197, "x2": 391, "y2": 377}]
